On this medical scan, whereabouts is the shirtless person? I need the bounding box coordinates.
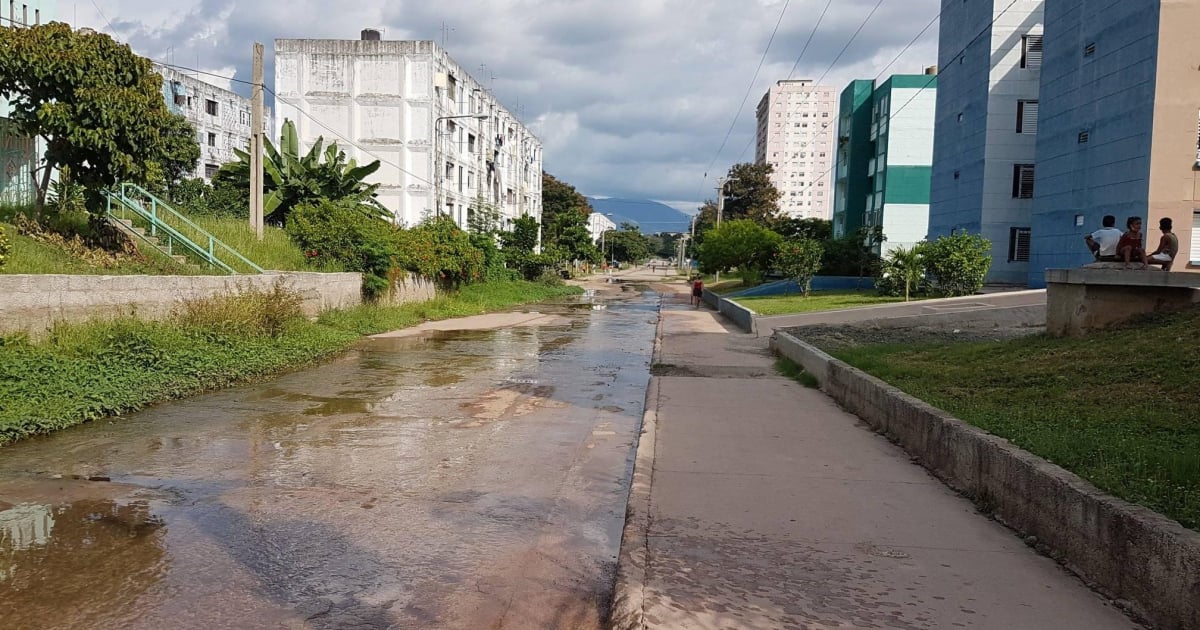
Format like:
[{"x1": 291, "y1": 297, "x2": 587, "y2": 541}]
[{"x1": 1147, "y1": 217, "x2": 1179, "y2": 271}]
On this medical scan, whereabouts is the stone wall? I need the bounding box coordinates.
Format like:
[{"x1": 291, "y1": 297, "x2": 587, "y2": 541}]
[{"x1": 0, "y1": 272, "x2": 363, "y2": 337}]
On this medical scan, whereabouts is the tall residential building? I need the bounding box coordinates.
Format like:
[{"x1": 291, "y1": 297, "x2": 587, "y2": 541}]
[
  {"x1": 929, "y1": 0, "x2": 1044, "y2": 284},
  {"x1": 832, "y1": 73, "x2": 938, "y2": 256},
  {"x1": 0, "y1": 0, "x2": 56, "y2": 205},
  {"x1": 754, "y1": 79, "x2": 838, "y2": 220},
  {"x1": 274, "y1": 32, "x2": 543, "y2": 228},
  {"x1": 157, "y1": 65, "x2": 262, "y2": 181},
  {"x1": 1028, "y1": 0, "x2": 1200, "y2": 286}
]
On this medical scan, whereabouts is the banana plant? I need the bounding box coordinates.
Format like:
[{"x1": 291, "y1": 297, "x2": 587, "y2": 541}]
[{"x1": 216, "y1": 119, "x2": 387, "y2": 225}]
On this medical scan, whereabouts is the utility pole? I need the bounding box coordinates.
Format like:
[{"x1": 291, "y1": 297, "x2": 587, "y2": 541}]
[
  {"x1": 714, "y1": 177, "x2": 727, "y2": 284},
  {"x1": 250, "y1": 42, "x2": 264, "y2": 240}
]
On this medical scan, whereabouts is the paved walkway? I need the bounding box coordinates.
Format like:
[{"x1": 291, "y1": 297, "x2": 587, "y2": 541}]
[{"x1": 614, "y1": 285, "x2": 1137, "y2": 629}]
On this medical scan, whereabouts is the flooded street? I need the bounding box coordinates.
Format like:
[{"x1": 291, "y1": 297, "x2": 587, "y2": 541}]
[{"x1": 0, "y1": 286, "x2": 658, "y2": 629}]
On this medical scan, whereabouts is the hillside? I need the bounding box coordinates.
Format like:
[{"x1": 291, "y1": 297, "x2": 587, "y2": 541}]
[{"x1": 587, "y1": 197, "x2": 692, "y2": 234}]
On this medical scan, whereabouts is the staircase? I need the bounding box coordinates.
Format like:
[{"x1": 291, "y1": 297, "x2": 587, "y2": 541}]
[{"x1": 104, "y1": 183, "x2": 264, "y2": 274}]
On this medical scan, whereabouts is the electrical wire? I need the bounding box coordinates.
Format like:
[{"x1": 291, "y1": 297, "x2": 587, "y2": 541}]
[
  {"x1": 695, "y1": 0, "x2": 793, "y2": 200},
  {"x1": 784, "y1": 0, "x2": 834, "y2": 81}
]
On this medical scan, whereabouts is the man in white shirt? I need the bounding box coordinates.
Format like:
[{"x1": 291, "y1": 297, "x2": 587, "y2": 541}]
[{"x1": 1084, "y1": 215, "x2": 1123, "y2": 262}]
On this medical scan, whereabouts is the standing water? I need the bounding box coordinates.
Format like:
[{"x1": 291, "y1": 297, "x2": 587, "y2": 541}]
[{"x1": 0, "y1": 287, "x2": 659, "y2": 629}]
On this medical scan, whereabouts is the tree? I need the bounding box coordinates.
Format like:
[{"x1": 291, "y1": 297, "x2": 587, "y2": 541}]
[
  {"x1": 0, "y1": 23, "x2": 200, "y2": 212},
  {"x1": 541, "y1": 172, "x2": 592, "y2": 234},
  {"x1": 776, "y1": 239, "x2": 824, "y2": 295},
  {"x1": 880, "y1": 245, "x2": 927, "y2": 301},
  {"x1": 547, "y1": 208, "x2": 600, "y2": 263},
  {"x1": 922, "y1": 232, "x2": 992, "y2": 296},
  {"x1": 502, "y1": 215, "x2": 541, "y2": 253},
  {"x1": 774, "y1": 217, "x2": 832, "y2": 243},
  {"x1": 286, "y1": 199, "x2": 398, "y2": 296},
  {"x1": 605, "y1": 223, "x2": 652, "y2": 264},
  {"x1": 215, "y1": 119, "x2": 384, "y2": 225},
  {"x1": 698, "y1": 219, "x2": 782, "y2": 283},
  {"x1": 721, "y1": 163, "x2": 781, "y2": 226}
]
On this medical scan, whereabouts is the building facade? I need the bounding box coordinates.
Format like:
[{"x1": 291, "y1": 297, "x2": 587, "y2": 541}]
[
  {"x1": 274, "y1": 34, "x2": 543, "y2": 228},
  {"x1": 1028, "y1": 0, "x2": 1200, "y2": 286},
  {"x1": 586, "y1": 211, "x2": 616, "y2": 243},
  {"x1": 754, "y1": 79, "x2": 838, "y2": 220},
  {"x1": 929, "y1": 0, "x2": 1044, "y2": 284},
  {"x1": 157, "y1": 65, "x2": 260, "y2": 181},
  {"x1": 0, "y1": 0, "x2": 56, "y2": 206},
  {"x1": 833, "y1": 74, "x2": 937, "y2": 256}
]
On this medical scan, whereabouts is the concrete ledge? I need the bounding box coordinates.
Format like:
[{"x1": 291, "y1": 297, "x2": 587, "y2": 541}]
[
  {"x1": 1045, "y1": 268, "x2": 1200, "y2": 336},
  {"x1": 771, "y1": 331, "x2": 1200, "y2": 630},
  {"x1": 716, "y1": 296, "x2": 756, "y2": 334},
  {"x1": 1047, "y1": 267, "x2": 1200, "y2": 288}
]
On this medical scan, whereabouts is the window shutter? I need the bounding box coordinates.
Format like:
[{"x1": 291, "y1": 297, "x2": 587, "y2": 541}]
[
  {"x1": 1017, "y1": 100, "x2": 1039, "y2": 133},
  {"x1": 1009, "y1": 227, "x2": 1032, "y2": 262},
  {"x1": 1012, "y1": 164, "x2": 1036, "y2": 199},
  {"x1": 1191, "y1": 211, "x2": 1200, "y2": 263},
  {"x1": 1022, "y1": 35, "x2": 1043, "y2": 69}
]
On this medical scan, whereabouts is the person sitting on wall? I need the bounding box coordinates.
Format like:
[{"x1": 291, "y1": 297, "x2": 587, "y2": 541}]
[
  {"x1": 1084, "y1": 214, "x2": 1123, "y2": 262},
  {"x1": 1147, "y1": 217, "x2": 1179, "y2": 271},
  {"x1": 1116, "y1": 216, "x2": 1149, "y2": 269}
]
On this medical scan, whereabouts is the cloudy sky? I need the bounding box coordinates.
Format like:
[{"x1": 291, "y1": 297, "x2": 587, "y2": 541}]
[{"x1": 65, "y1": 0, "x2": 942, "y2": 212}]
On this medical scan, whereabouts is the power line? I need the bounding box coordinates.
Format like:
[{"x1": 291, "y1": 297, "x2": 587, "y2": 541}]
[
  {"x1": 155, "y1": 61, "x2": 258, "y2": 88},
  {"x1": 695, "y1": 0, "x2": 793, "y2": 199},
  {"x1": 735, "y1": 0, "x2": 888, "y2": 163},
  {"x1": 784, "y1": 0, "x2": 835, "y2": 81},
  {"x1": 88, "y1": 0, "x2": 117, "y2": 36}
]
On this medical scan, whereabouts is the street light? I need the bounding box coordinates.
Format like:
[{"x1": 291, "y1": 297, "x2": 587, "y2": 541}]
[{"x1": 434, "y1": 113, "x2": 489, "y2": 221}]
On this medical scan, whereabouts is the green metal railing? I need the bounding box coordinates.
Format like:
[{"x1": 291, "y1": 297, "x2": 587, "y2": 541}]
[{"x1": 104, "y1": 183, "x2": 264, "y2": 274}]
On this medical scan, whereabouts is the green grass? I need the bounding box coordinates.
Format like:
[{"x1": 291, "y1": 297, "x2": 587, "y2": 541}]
[
  {"x1": 735, "y1": 290, "x2": 911, "y2": 316},
  {"x1": 192, "y1": 216, "x2": 331, "y2": 272},
  {"x1": 0, "y1": 222, "x2": 181, "y2": 276},
  {"x1": 0, "y1": 280, "x2": 583, "y2": 445},
  {"x1": 828, "y1": 309, "x2": 1200, "y2": 530},
  {"x1": 775, "y1": 357, "x2": 819, "y2": 388}
]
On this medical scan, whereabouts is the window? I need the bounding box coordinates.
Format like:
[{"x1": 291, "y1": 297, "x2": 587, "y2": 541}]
[
  {"x1": 468, "y1": 134, "x2": 477, "y2": 153},
  {"x1": 953, "y1": 170, "x2": 961, "y2": 180},
  {"x1": 1191, "y1": 211, "x2": 1200, "y2": 263},
  {"x1": 240, "y1": 111, "x2": 250, "y2": 125},
  {"x1": 1008, "y1": 227, "x2": 1032, "y2": 262},
  {"x1": 1021, "y1": 34, "x2": 1043, "y2": 69},
  {"x1": 204, "y1": 163, "x2": 218, "y2": 179},
  {"x1": 205, "y1": 99, "x2": 218, "y2": 116},
  {"x1": 1012, "y1": 164, "x2": 1035, "y2": 199},
  {"x1": 1078, "y1": 130, "x2": 1090, "y2": 144},
  {"x1": 1084, "y1": 42, "x2": 1096, "y2": 57},
  {"x1": 207, "y1": 132, "x2": 216, "y2": 147},
  {"x1": 1016, "y1": 100, "x2": 1039, "y2": 133},
  {"x1": 957, "y1": 112, "x2": 964, "y2": 123}
]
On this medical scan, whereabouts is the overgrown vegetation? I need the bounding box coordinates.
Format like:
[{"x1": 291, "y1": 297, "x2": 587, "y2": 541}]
[
  {"x1": 0, "y1": 280, "x2": 582, "y2": 445},
  {"x1": 876, "y1": 233, "x2": 992, "y2": 298},
  {"x1": 774, "y1": 357, "x2": 819, "y2": 388},
  {"x1": 828, "y1": 309, "x2": 1200, "y2": 530}
]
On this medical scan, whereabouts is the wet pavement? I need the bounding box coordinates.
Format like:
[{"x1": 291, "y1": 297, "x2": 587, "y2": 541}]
[{"x1": 0, "y1": 285, "x2": 658, "y2": 629}]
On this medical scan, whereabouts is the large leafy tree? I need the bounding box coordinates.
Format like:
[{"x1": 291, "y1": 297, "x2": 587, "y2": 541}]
[
  {"x1": 722, "y1": 162, "x2": 781, "y2": 226},
  {"x1": 216, "y1": 119, "x2": 384, "y2": 225},
  {"x1": 0, "y1": 23, "x2": 200, "y2": 212},
  {"x1": 776, "y1": 238, "x2": 825, "y2": 295},
  {"x1": 541, "y1": 172, "x2": 591, "y2": 232},
  {"x1": 604, "y1": 223, "x2": 652, "y2": 264},
  {"x1": 774, "y1": 217, "x2": 832, "y2": 242},
  {"x1": 698, "y1": 219, "x2": 782, "y2": 282}
]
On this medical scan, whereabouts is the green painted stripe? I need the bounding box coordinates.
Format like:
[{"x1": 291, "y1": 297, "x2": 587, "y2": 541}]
[{"x1": 882, "y1": 166, "x2": 932, "y2": 204}]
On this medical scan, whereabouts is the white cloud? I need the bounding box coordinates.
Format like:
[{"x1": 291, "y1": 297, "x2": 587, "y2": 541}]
[{"x1": 73, "y1": 0, "x2": 941, "y2": 211}]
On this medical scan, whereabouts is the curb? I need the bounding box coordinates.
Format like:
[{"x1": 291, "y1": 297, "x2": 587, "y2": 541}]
[
  {"x1": 609, "y1": 296, "x2": 665, "y2": 630},
  {"x1": 772, "y1": 331, "x2": 1200, "y2": 630}
]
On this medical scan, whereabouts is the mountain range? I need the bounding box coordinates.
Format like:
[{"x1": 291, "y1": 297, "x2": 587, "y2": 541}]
[{"x1": 586, "y1": 197, "x2": 693, "y2": 234}]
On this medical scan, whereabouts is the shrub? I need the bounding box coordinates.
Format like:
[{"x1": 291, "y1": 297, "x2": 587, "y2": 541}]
[
  {"x1": 170, "y1": 178, "x2": 248, "y2": 218},
  {"x1": 878, "y1": 245, "x2": 928, "y2": 301},
  {"x1": 776, "y1": 238, "x2": 824, "y2": 295},
  {"x1": 398, "y1": 216, "x2": 485, "y2": 288},
  {"x1": 173, "y1": 281, "x2": 305, "y2": 338},
  {"x1": 0, "y1": 224, "x2": 9, "y2": 269},
  {"x1": 923, "y1": 232, "x2": 991, "y2": 297},
  {"x1": 286, "y1": 199, "x2": 398, "y2": 296},
  {"x1": 698, "y1": 219, "x2": 782, "y2": 278}
]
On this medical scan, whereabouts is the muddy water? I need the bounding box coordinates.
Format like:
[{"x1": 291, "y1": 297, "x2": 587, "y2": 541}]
[{"x1": 0, "y1": 288, "x2": 659, "y2": 629}]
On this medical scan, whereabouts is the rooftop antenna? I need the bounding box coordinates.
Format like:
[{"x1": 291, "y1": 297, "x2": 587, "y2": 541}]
[{"x1": 441, "y1": 21, "x2": 454, "y2": 48}]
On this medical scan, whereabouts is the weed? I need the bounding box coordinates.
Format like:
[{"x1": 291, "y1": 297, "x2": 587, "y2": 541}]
[{"x1": 775, "y1": 358, "x2": 819, "y2": 388}]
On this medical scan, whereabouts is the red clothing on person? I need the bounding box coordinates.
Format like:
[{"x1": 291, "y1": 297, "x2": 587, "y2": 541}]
[{"x1": 1117, "y1": 231, "x2": 1142, "y2": 254}]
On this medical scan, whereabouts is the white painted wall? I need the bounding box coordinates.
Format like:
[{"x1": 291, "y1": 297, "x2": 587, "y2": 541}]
[
  {"x1": 881, "y1": 203, "x2": 931, "y2": 256},
  {"x1": 887, "y1": 88, "x2": 937, "y2": 167}
]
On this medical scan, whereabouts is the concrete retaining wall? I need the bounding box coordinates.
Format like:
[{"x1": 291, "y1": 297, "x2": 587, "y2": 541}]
[
  {"x1": 0, "y1": 272, "x2": 363, "y2": 337},
  {"x1": 385, "y1": 272, "x2": 437, "y2": 306},
  {"x1": 771, "y1": 331, "x2": 1200, "y2": 630},
  {"x1": 717, "y1": 296, "x2": 755, "y2": 333}
]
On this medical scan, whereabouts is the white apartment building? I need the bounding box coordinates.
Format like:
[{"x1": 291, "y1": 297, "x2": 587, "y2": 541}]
[
  {"x1": 929, "y1": 0, "x2": 1044, "y2": 285},
  {"x1": 586, "y1": 211, "x2": 616, "y2": 243},
  {"x1": 274, "y1": 31, "x2": 543, "y2": 228},
  {"x1": 157, "y1": 65, "x2": 263, "y2": 181},
  {"x1": 754, "y1": 79, "x2": 838, "y2": 219}
]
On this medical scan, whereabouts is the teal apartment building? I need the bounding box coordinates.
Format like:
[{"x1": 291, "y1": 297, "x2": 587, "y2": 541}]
[{"x1": 832, "y1": 71, "x2": 938, "y2": 256}]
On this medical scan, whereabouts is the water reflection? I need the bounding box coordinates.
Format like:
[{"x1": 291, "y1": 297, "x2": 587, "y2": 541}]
[{"x1": 0, "y1": 500, "x2": 167, "y2": 625}]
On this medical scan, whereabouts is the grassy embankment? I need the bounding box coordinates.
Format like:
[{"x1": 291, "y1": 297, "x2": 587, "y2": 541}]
[
  {"x1": 827, "y1": 309, "x2": 1200, "y2": 530},
  {"x1": 0, "y1": 280, "x2": 581, "y2": 446},
  {"x1": 735, "y1": 290, "x2": 911, "y2": 316}
]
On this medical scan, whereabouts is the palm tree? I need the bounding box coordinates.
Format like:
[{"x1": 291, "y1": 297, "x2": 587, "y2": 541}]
[{"x1": 887, "y1": 245, "x2": 926, "y2": 302}]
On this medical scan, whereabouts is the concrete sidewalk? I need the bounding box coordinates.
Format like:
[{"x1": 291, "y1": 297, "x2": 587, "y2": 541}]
[{"x1": 612, "y1": 293, "x2": 1137, "y2": 629}]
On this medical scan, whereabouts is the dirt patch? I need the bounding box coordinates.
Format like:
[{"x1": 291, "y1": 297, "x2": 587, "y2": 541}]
[
  {"x1": 457, "y1": 385, "x2": 567, "y2": 424},
  {"x1": 650, "y1": 364, "x2": 775, "y2": 379},
  {"x1": 781, "y1": 323, "x2": 1043, "y2": 352}
]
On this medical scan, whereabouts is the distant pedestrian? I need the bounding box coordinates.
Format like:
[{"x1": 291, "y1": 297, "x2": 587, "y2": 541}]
[
  {"x1": 1147, "y1": 217, "x2": 1179, "y2": 271},
  {"x1": 1084, "y1": 214, "x2": 1123, "y2": 262},
  {"x1": 691, "y1": 277, "x2": 704, "y2": 308}
]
